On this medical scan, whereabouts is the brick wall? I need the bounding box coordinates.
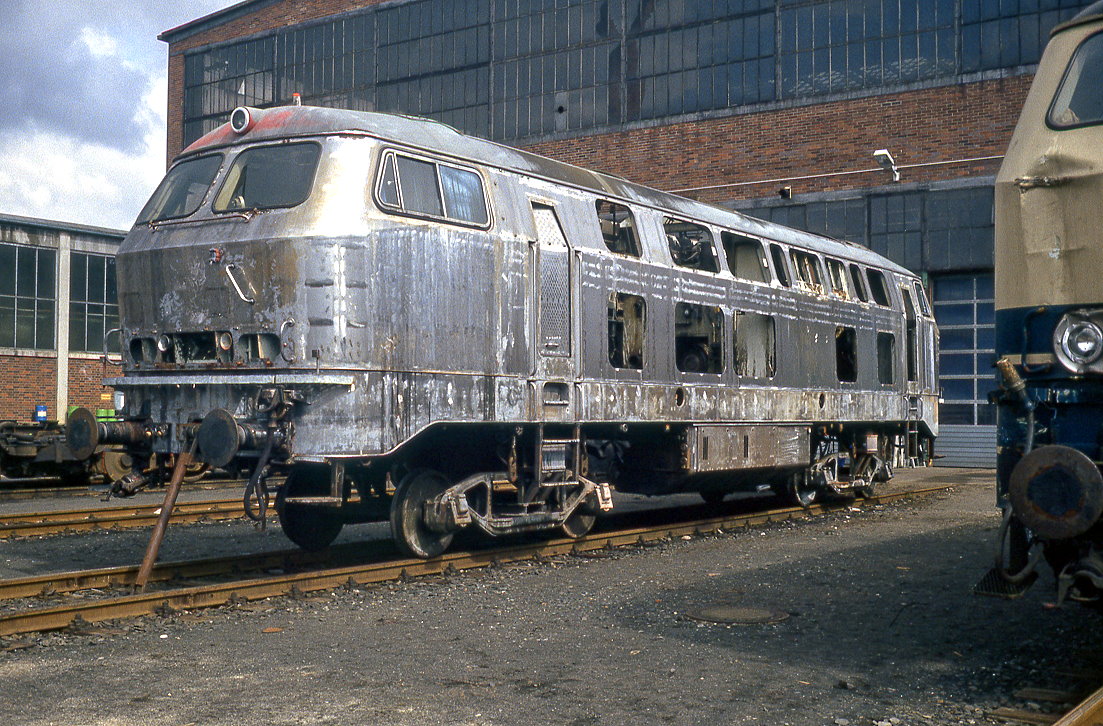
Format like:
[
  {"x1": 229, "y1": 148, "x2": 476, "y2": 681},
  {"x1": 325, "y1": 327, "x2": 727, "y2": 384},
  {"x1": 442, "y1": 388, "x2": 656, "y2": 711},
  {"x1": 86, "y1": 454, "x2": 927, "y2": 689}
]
[
  {"x1": 67, "y1": 358, "x2": 116, "y2": 415},
  {"x1": 0, "y1": 355, "x2": 116, "y2": 422},
  {"x1": 163, "y1": 2, "x2": 1026, "y2": 199},
  {"x1": 0, "y1": 355, "x2": 56, "y2": 422}
]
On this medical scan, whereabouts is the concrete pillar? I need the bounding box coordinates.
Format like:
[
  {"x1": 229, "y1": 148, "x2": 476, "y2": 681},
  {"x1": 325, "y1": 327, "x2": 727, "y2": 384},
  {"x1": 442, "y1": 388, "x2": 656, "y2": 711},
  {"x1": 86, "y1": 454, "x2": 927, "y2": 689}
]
[{"x1": 55, "y1": 232, "x2": 70, "y2": 419}]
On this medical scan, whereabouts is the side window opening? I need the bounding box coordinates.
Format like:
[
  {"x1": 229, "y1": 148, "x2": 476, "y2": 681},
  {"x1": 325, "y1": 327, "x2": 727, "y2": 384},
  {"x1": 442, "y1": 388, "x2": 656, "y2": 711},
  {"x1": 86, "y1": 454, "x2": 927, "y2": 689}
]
[
  {"x1": 849, "y1": 263, "x2": 869, "y2": 302},
  {"x1": 596, "y1": 200, "x2": 640, "y2": 257},
  {"x1": 675, "y1": 302, "x2": 723, "y2": 374},
  {"x1": 867, "y1": 268, "x2": 892, "y2": 307},
  {"x1": 734, "y1": 311, "x2": 776, "y2": 379},
  {"x1": 877, "y1": 332, "x2": 895, "y2": 385},
  {"x1": 902, "y1": 286, "x2": 919, "y2": 382},
  {"x1": 825, "y1": 258, "x2": 851, "y2": 299},
  {"x1": 608, "y1": 292, "x2": 646, "y2": 369},
  {"x1": 665, "y1": 217, "x2": 719, "y2": 272},
  {"x1": 790, "y1": 249, "x2": 824, "y2": 293},
  {"x1": 395, "y1": 155, "x2": 443, "y2": 216},
  {"x1": 374, "y1": 151, "x2": 489, "y2": 226},
  {"x1": 769, "y1": 243, "x2": 791, "y2": 287},
  {"x1": 721, "y1": 232, "x2": 768, "y2": 283},
  {"x1": 913, "y1": 281, "x2": 932, "y2": 316},
  {"x1": 835, "y1": 326, "x2": 857, "y2": 382}
]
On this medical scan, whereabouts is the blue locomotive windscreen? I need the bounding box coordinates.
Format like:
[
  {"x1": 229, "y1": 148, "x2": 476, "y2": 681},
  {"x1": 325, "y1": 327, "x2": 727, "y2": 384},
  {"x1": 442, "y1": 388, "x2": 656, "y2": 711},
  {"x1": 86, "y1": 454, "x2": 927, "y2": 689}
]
[
  {"x1": 134, "y1": 154, "x2": 222, "y2": 225},
  {"x1": 1048, "y1": 31, "x2": 1103, "y2": 129},
  {"x1": 213, "y1": 142, "x2": 322, "y2": 212}
]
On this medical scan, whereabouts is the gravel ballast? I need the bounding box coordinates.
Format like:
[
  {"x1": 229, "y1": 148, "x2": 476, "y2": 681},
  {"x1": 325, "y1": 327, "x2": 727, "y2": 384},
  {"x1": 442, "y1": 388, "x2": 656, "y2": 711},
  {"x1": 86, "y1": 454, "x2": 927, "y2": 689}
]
[{"x1": 1, "y1": 467, "x2": 1101, "y2": 726}]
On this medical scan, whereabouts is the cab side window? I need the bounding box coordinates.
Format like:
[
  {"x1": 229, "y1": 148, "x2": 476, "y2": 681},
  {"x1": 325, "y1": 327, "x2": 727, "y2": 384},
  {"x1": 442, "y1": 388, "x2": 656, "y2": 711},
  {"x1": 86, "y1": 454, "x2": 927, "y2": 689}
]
[
  {"x1": 722, "y1": 232, "x2": 769, "y2": 283},
  {"x1": 665, "y1": 217, "x2": 719, "y2": 272},
  {"x1": 596, "y1": 200, "x2": 641, "y2": 257},
  {"x1": 375, "y1": 151, "x2": 490, "y2": 226}
]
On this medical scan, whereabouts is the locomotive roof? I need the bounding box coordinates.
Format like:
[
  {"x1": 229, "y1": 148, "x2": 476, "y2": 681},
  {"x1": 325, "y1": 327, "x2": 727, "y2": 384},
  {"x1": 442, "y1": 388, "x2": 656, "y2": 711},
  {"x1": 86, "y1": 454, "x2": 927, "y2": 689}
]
[{"x1": 181, "y1": 105, "x2": 912, "y2": 277}]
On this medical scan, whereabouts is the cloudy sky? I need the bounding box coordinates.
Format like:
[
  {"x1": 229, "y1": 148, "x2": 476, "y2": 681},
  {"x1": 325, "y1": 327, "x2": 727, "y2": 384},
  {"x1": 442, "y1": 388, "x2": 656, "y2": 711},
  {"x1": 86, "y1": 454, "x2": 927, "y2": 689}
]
[{"x1": 0, "y1": 1, "x2": 235, "y2": 231}]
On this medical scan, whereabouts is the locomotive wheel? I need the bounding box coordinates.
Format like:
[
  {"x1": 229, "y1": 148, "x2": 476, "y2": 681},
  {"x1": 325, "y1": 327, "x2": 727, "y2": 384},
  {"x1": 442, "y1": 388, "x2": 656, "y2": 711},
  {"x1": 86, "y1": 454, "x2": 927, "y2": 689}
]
[
  {"x1": 787, "y1": 472, "x2": 819, "y2": 508},
  {"x1": 277, "y1": 466, "x2": 343, "y2": 551},
  {"x1": 101, "y1": 450, "x2": 134, "y2": 483},
  {"x1": 390, "y1": 469, "x2": 454, "y2": 558},
  {"x1": 561, "y1": 493, "x2": 598, "y2": 538}
]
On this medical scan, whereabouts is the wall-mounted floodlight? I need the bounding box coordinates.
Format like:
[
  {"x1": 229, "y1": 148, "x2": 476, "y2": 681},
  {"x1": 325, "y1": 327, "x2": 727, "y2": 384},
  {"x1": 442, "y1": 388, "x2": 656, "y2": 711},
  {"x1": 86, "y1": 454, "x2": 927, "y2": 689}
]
[{"x1": 873, "y1": 149, "x2": 900, "y2": 182}]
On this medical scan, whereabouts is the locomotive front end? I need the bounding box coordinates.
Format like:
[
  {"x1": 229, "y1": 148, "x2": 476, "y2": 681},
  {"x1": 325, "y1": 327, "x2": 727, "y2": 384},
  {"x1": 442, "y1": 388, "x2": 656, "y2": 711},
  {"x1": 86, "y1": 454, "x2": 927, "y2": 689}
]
[
  {"x1": 67, "y1": 107, "x2": 373, "y2": 510},
  {"x1": 987, "y1": 3, "x2": 1103, "y2": 603}
]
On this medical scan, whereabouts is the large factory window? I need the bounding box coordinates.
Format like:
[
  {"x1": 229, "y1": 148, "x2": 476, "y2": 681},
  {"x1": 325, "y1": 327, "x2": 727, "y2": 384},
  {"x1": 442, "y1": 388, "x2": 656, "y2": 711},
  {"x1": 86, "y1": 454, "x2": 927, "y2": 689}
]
[
  {"x1": 664, "y1": 217, "x2": 718, "y2": 272},
  {"x1": 734, "y1": 311, "x2": 775, "y2": 379},
  {"x1": 70, "y1": 253, "x2": 119, "y2": 354},
  {"x1": 675, "y1": 302, "x2": 723, "y2": 374},
  {"x1": 180, "y1": 2, "x2": 1093, "y2": 148},
  {"x1": 932, "y1": 273, "x2": 995, "y2": 426},
  {"x1": 0, "y1": 243, "x2": 55, "y2": 351},
  {"x1": 721, "y1": 233, "x2": 768, "y2": 283},
  {"x1": 608, "y1": 292, "x2": 646, "y2": 370},
  {"x1": 214, "y1": 142, "x2": 321, "y2": 213},
  {"x1": 596, "y1": 200, "x2": 640, "y2": 257}
]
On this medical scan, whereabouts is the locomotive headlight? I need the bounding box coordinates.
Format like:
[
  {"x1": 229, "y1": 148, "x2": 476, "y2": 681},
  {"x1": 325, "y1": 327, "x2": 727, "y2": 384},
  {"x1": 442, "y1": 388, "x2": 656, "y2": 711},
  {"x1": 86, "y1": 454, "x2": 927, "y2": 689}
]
[
  {"x1": 217, "y1": 332, "x2": 233, "y2": 351},
  {"x1": 1061, "y1": 319, "x2": 1103, "y2": 365},
  {"x1": 156, "y1": 334, "x2": 173, "y2": 353}
]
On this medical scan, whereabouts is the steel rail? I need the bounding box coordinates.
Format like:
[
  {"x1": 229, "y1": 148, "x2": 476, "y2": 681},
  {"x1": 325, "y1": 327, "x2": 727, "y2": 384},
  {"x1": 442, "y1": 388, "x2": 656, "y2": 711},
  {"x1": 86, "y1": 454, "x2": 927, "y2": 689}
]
[
  {"x1": 0, "y1": 484, "x2": 951, "y2": 638},
  {"x1": 0, "y1": 478, "x2": 244, "y2": 502},
  {"x1": 0, "y1": 497, "x2": 258, "y2": 539}
]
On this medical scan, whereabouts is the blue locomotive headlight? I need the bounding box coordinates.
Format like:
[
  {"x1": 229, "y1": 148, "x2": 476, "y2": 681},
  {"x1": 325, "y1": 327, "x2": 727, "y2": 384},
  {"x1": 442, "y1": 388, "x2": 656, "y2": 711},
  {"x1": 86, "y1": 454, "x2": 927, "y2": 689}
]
[{"x1": 1055, "y1": 313, "x2": 1103, "y2": 370}]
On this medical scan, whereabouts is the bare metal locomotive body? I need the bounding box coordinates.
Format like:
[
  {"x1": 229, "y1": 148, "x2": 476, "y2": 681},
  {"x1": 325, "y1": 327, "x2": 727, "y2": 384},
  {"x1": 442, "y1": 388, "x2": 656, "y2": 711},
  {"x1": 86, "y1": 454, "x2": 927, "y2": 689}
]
[
  {"x1": 983, "y1": 2, "x2": 1103, "y2": 604},
  {"x1": 69, "y1": 106, "x2": 938, "y2": 556}
]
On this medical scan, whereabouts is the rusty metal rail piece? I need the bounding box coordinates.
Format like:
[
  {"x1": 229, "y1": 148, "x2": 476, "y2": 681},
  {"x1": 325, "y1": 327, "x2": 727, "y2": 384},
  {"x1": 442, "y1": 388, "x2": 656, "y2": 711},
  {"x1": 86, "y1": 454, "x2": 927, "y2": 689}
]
[
  {"x1": 0, "y1": 484, "x2": 951, "y2": 638},
  {"x1": 0, "y1": 497, "x2": 258, "y2": 538}
]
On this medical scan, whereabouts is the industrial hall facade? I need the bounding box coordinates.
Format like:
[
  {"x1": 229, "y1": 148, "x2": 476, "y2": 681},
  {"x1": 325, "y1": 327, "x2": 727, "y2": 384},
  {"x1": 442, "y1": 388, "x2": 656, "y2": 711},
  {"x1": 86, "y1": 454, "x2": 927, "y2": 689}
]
[
  {"x1": 159, "y1": 0, "x2": 1095, "y2": 466},
  {"x1": 0, "y1": 215, "x2": 123, "y2": 422}
]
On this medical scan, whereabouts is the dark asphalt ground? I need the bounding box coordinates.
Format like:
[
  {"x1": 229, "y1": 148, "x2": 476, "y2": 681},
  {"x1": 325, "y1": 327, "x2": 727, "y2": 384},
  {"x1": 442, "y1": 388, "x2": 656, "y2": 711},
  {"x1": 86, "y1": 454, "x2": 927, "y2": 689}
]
[{"x1": 1, "y1": 467, "x2": 1100, "y2": 725}]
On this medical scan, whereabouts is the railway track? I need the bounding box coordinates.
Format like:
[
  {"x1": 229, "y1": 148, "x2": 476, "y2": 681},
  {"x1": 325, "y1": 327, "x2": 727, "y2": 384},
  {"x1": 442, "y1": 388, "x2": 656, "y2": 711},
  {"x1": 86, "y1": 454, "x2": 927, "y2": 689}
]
[
  {"x1": 0, "y1": 483, "x2": 952, "y2": 639},
  {"x1": 0, "y1": 496, "x2": 261, "y2": 539}
]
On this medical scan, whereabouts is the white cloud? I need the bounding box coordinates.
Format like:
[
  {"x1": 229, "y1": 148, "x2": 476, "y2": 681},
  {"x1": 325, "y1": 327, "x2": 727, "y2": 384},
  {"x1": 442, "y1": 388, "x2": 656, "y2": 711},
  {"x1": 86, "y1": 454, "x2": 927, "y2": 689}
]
[
  {"x1": 0, "y1": 74, "x2": 168, "y2": 230},
  {"x1": 79, "y1": 27, "x2": 120, "y2": 58},
  {"x1": 0, "y1": 2, "x2": 235, "y2": 229}
]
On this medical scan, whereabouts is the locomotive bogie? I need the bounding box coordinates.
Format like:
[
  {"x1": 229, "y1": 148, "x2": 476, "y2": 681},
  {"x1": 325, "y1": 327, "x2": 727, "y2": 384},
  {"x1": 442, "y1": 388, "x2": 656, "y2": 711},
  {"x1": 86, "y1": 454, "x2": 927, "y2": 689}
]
[{"x1": 78, "y1": 105, "x2": 938, "y2": 556}]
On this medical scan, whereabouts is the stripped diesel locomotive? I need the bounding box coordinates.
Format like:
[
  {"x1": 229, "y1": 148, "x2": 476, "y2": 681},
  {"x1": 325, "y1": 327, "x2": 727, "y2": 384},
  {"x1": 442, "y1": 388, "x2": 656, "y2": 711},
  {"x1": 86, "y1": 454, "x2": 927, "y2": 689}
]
[{"x1": 67, "y1": 103, "x2": 938, "y2": 557}]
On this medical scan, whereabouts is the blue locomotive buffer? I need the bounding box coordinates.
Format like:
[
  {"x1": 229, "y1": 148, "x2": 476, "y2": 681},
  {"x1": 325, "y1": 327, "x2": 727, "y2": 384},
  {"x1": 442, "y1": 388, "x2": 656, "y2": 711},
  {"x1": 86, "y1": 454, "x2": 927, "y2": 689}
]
[{"x1": 989, "y1": 306, "x2": 1103, "y2": 603}]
